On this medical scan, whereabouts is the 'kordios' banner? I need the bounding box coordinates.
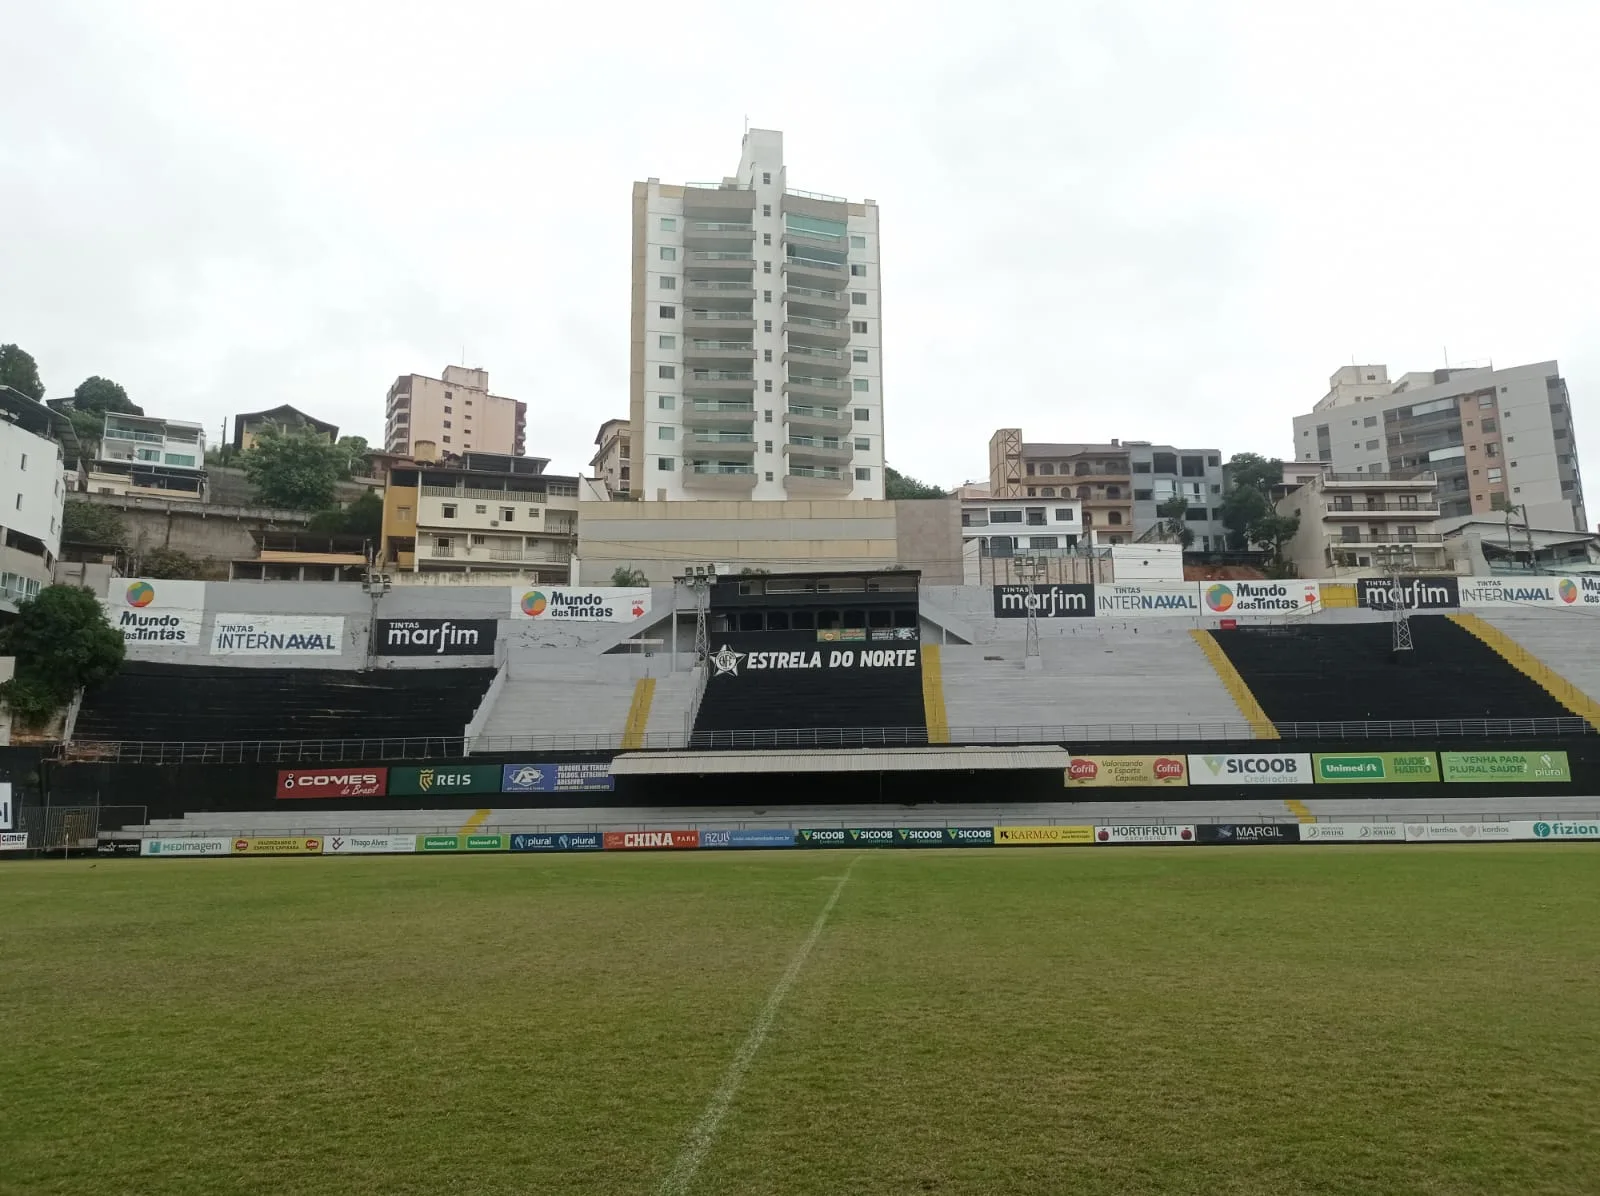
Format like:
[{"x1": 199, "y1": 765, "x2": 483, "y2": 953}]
[
  {"x1": 992, "y1": 584, "x2": 1095, "y2": 618},
  {"x1": 511, "y1": 587, "x2": 651, "y2": 621},
  {"x1": 210, "y1": 615, "x2": 344, "y2": 656},
  {"x1": 1357, "y1": 576, "x2": 1460, "y2": 610},
  {"x1": 375, "y1": 618, "x2": 497, "y2": 656}
]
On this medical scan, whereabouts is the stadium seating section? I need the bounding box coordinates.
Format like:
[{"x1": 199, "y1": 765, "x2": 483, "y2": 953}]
[{"x1": 76, "y1": 662, "x2": 496, "y2": 742}]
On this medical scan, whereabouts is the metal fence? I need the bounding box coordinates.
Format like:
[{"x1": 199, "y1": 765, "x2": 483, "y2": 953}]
[
  {"x1": 57, "y1": 715, "x2": 1595, "y2": 765},
  {"x1": 13, "y1": 805, "x2": 147, "y2": 851}
]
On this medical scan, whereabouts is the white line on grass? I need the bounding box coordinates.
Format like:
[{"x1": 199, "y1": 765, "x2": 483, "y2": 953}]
[{"x1": 656, "y1": 856, "x2": 862, "y2": 1196}]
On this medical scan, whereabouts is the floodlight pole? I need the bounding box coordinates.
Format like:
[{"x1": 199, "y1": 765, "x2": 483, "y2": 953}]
[
  {"x1": 1375, "y1": 545, "x2": 1413, "y2": 654},
  {"x1": 673, "y1": 564, "x2": 718, "y2": 665}
]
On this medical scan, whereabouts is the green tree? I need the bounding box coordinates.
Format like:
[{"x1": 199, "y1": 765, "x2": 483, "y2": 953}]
[
  {"x1": 1156, "y1": 494, "x2": 1195, "y2": 548},
  {"x1": 306, "y1": 491, "x2": 383, "y2": 538},
  {"x1": 1220, "y1": 451, "x2": 1284, "y2": 549},
  {"x1": 240, "y1": 428, "x2": 342, "y2": 510},
  {"x1": 0, "y1": 344, "x2": 44, "y2": 400},
  {"x1": 884, "y1": 465, "x2": 948, "y2": 499},
  {"x1": 334, "y1": 435, "x2": 372, "y2": 479},
  {"x1": 611, "y1": 566, "x2": 649, "y2": 587},
  {"x1": 61, "y1": 500, "x2": 128, "y2": 547},
  {"x1": 0, "y1": 585, "x2": 125, "y2": 726},
  {"x1": 136, "y1": 547, "x2": 206, "y2": 579},
  {"x1": 1247, "y1": 511, "x2": 1301, "y2": 573},
  {"x1": 72, "y1": 375, "x2": 142, "y2": 416}
]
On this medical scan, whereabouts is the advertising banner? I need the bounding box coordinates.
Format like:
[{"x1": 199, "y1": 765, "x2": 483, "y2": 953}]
[
  {"x1": 1066, "y1": 755, "x2": 1187, "y2": 787},
  {"x1": 0, "y1": 832, "x2": 30, "y2": 850},
  {"x1": 416, "y1": 835, "x2": 506, "y2": 851},
  {"x1": 500, "y1": 763, "x2": 615, "y2": 794},
  {"x1": 944, "y1": 827, "x2": 996, "y2": 847},
  {"x1": 1356, "y1": 576, "x2": 1460, "y2": 610},
  {"x1": 389, "y1": 765, "x2": 503, "y2": 797},
  {"x1": 96, "y1": 840, "x2": 142, "y2": 857},
  {"x1": 276, "y1": 768, "x2": 388, "y2": 799},
  {"x1": 699, "y1": 828, "x2": 798, "y2": 849},
  {"x1": 1187, "y1": 753, "x2": 1314, "y2": 786},
  {"x1": 324, "y1": 834, "x2": 416, "y2": 855},
  {"x1": 1458, "y1": 576, "x2": 1596, "y2": 608},
  {"x1": 509, "y1": 831, "x2": 606, "y2": 852},
  {"x1": 603, "y1": 830, "x2": 700, "y2": 850},
  {"x1": 1402, "y1": 822, "x2": 1515, "y2": 842},
  {"x1": 1313, "y1": 752, "x2": 1439, "y2": 784},
  {"x1": 140, "y1": 837, "x2": 233, "y2": 857},
  {"x1": 232, "y1": 837, "x2": 322, "y2": 855},
  {"x1": 419, "y1": 836, "x2": 462, "y2": 851},
  {"x1": 1439, "y1": 751, "x2": 1571, "y2": 784},
  {"x1": 707, "y1": 641, "x2": 919, "y2": 678},
  {"x1": 1094, "y1": 583, "x2": 1202, "y2": 617},
  {"x1": 992, "y1": 584, "x2": 1094, "y2": 619},
  {"x1": 210, "y1": 615, "x2": 344, "y2": 656},
  {"x1": 993, "y1": 825, "x2": 1096, "y2": 846},
  {"x1": 1201, "y1": 581, "x2": 1321, "y2": 616},
  {"x1": 1094, "y1": 825, "x2": 1196, "y2": 844},
  {"x1": 1195, "y1": 823, "x2": 1301, "y2": 845},
  {"x1": 105, "y1": 578, "x2": 207, "y2": 645},
  {"x1": 796, "y1": 828, "x2": 851, "y2": 848},
  {"x1": 1510, "y1": 819, "x2": 1600, "y2": 841},
  {"x1": 1299, "y1": 823, "x2": 1405, "y2": 843},
  {"x1": 374, "y1": 618, "x2": 497, "y2": 657},
  {"x1": 511, "y1": 587, "x2": 652, "y2": 621},
  {"x1": 0, "y1": 780, "x2": 10, "y2": 829}
]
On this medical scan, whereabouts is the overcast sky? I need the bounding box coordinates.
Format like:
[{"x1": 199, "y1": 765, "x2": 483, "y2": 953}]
[{"x1": 4, "y1": 1, "x2": 1597, "y2": 499}]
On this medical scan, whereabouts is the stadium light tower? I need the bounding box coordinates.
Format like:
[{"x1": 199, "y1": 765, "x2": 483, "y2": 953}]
[
  {"x1": 1017, "y1": 553, "x2": 1043, "y2": 670},
  {"x1": 1373, "y1": 544, "x2": 1413, "y2": 656},
  {"x1": 674, "y1": 564, "x2": 718, "y2": 664}
]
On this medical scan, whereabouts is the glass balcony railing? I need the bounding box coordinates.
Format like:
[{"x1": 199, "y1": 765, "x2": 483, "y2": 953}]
[
  {"x1": 691, "y1": 370, "x2": 754, "y2": 381},
  {"x1": 787, "y1": 315, "x2": 842, "y2": 329},
  {"x1": 686, "y1": 280, "x2": 752, "y2": 291},
  {"x1": 687, "y1": 340, "x2": 755, "y2": 351},
  {"x1": 786, "y1": 188, "x2": 846, "y2": 202},
  {"x1": 787, "y1": 405, "x2": 844, "y2": 420},
  {"x1": 785, "y1": 256, "x2": 845, "y2": 273},
  {"x1": 787, "y1": 286, "x2": 844, "y2": 301},
  {"x1": 788, "y1": 345, "x2": 845, "y2": 360},
  {"x1": 790, "y1": 437, "x2": 842, "y2": 449},
  {"x1": 691, "y1": 251, "x2": 755, "y2": 261},
  {"x1": 688, "y1": 401, "x2": 756, "y2": 413},
  {"x1": 691, "y1": 222, "x2": 753, "y2": 232},
  {"x1": 104, "y1": 428, "x2": 166, "y2": 444},
  {"x1": 688, "y1": 310, "x2": 751, "y2": 321},
  {"x1": 790, "y1": 466, "x2": 844, "y2": 480},
  {"x1": 691, "y1": 432, "x2": 756, "y2": 444},
  {"x1": 788, "y1": 375, "x2": 845, "y2": 390},
  {"x1": 686, "y1": 462, "x2": 756, "y2": 475}
]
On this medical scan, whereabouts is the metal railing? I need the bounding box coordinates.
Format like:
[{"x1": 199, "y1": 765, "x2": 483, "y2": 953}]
[
  {"x1": 786, "y1": 188, "x2": 847, "y2": 202},
  {"x1": 685, "y1": 281, "x2": 752, "y2": 291},
  {"x1": 687, "y1": 310, "x2": 752, "y2": 321},
  {"x1": 790, "y1": 437, "x2": 844, "y2": 450},
  {"x1": 687, "y1": 340, "x2": 755, "y2": 351},
  {"x1": 690, "y1": 222, "x2": 753, "y2": 232},
  {"x1": 787, "y1": 405, "x2": 847, "y2": 421},
  {"x1": 687, "y1": 401, "x2": 755, "y2": 414},
  {"x1": 1323, "y1": 471, "x2": 1438, "y2": 483},
  {"x1": 787, "y1": 315, "x2": 842, "y2": 329},
  {"x1": 690, "y1": 370, "x2": 754, "y2": 381},
  {"x1": 790, "y1": 466, "x2": 844, "y2": 480},
  {"x1": 1333, "y1": 533, "x2": 1446, "y2": 544},
  {"x1": 689, "y1": 433, "x2": 756, "y2": 444},
  {"x1": 787, "y1": 375, "x2": 846, "y2": 390},
  {"x1": 691, "y1": 251, "x2": 755, "y2": 262},
  {"x1": 685, "y1": 463, "x2": 755, "y2": 476},
  {"x1": 1326, "y1": 503, "x2": 1439, "y2": 514},
  {"x1": 786, "y1": 286, "x2": 845, "y2": 302},
  {"x1": 686, "y1": 181, "x2": 751, "y2": 191},
  {"x1": 788, "y1": 345, "x2": 845, "y2": 359},
  {"x1": 420, "y1": 485, "x2": 550, "y2": 503},
  {"x1": 784, "y1": 227, "x2": 844, "y2": 243},
  {"x1": 785, "y1": 256, "x2": 845, "y2": 272}
]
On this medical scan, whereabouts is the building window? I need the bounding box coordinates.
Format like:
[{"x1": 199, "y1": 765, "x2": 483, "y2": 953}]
[
  {"x1": 850, "y1": 235, "x2": 866, "y2": 248},
  {"x1": 762, "y1": 204, "x2": 771, "y2": 216},
  {"x1": 763, "y1": 349, "x2": 773, "y2": 362},
  {"x1": 854, "y1": 408, "x2": 869, "y2": 421},
  {"x1": 658, "y1": 395, "x2": 675, "y2": 410},
  {"x1": 850, "y1": 264, "x2": 867, "y2": 276},
  {"x1": 852, "y1": 320, "x2": 868, "y2": 333},
  {"x1": 501, "y1": 508, "x2": 515, "y2": 522},
  {"x1": 764, "y1": 440, "x2": 773, "y2": 453},
  {"x1": 659, "y1": 457, "x2": 675, "y2": 471},
  {"x1": 659, "y1": 334, "x2": 675, "y2": 349},
  {"x1": 1054, "y1": 508, "x2": 1075, "y2": 522},
  {"x1": 762, "y1": 261, "x2": 772, "y2": 274},
  {"x1": 443, "y1": 420, "x2": 452, "y2": 429},
  {"x1": 659, "y1": 365, "x2": 675, "y2": 379},
  {"x1": 762, "y1": 233, "x2": 771, "y2": 245},
  {"x1": 441, "y1": 504, "x2": 457, "y2": 519},
  {"x1": 658, "y1": 427, "x2": 675, "y2": 441},
  {"x1": 1366, "y1": 440, "x2": 1379, "y2": 450},
  {"x1": 1481, "y1": 418, "x2": 1497, "y2": 432},
  {"x1": 854, "y1": 437, "x2": 870, "y2": 451},
  {"x1": 851, "y1": 292, "x2": 867, "y2": 305},
  {"x1": 855, "y1": 467, "x2": 872, "y2": 481},
  {"x1": 660, "y1": 217, "x2": 676, "y2": 231},
  {"x1": 1108, "y1": 511, "x2": 1123, "y2": 525},
  {"x1": 660, "y1": 305, "x2": 676, "y2": 319},
  {"x1": 475, "y1": 504, "x2": 487, "y2": 514},
  {"x1": 1363, "y1": 416, "x2": 1377, "y2": 427},
  {"x1": 18, "y1": 453, "x2": 26, "y2": 470},
  {"x1": 763, "y1": 379, "x2": 773, "y2": 392},
  {"x1": 1027, "y1": 487, "x2": 1037, "y2": 497},
  {"x1": 1037, "y1": 463, "x2": 1055, "y2": 475},
  {"x1": 442, "y1": 436, "x2": 451, "y2": 444},
  {"x1": 660, "y1": 246, "x2": 676, "y2": 261},
  {"x1": 659, "y1": 276, "x2": 676, "y2": 290},
  {"x1": 1134, "y1": 489, "x2": 1153, "y2": 501},
  {"x1": 1041, "y1": 487, "x2": 1055, "y2": 497},
  {"x1": 763, "y1": 320, "x2": 772, "y2": 332},
  {"x1": 765, "y1": 472, "x2": 774, "y2": 482},
  {"x1": 763, "y1": 410, "x2": 772, "y2": 422},
  {"x1": 853, "y1": 349, "x2": 868, "y2": 362},
  {"x1": 853, "y1": 379, "x2": 869, "y2": 392},
  {"x1": 762, "y1": 172, "x2": 771, "y2": 185},
  {"x1": 762, "y1": 290, "x2": 772, "y2": 303}
]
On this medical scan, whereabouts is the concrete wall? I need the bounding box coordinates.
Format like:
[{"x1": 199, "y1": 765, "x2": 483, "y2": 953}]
[
  {"x1": 894, "y1": 498, "x2": 963, "y2": 585},
  {"x1": 75, "y1": 492, "x2": 312, "y2": 573}
]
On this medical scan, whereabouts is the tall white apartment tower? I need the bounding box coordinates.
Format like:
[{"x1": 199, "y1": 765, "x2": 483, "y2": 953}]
[{"x1": 630, "y1": 128, "x2": 885, "y2": 501}]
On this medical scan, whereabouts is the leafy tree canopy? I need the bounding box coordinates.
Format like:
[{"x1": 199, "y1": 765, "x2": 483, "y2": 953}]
[
  {"x1": 137, "y1": 547, "x2": 206, "y2": 580},
  {"x1": 0, "y1": 343, "x2": 44, "y2": 400},
  {"x1": 71, "y1": 375, "x2": 142, "y2": 416},
  {"x1": 334, "y1": 435, "x2": 372, "y2": 479},
  {"x1": 307, "y1": 491, "x2": 383, "y2": 539},
  {"x1": 0, "y1": 585, "x2": 124, "y2": 725},
  {"x1": 61, "y1": 501, "x2": 128, "y2": 548},
  {"x1": 884, "y1": 465, "x2": 948, "y2": 499},
  {"x1": 611, "y1": 566, "x2": 649, "y2": 587},
  {"x1": 240, "y1": 428, "x2": 343, "y2": 510},
  {"x1": 1220, "y1": 452, "x2": 1285, "y2": 549},
  {"x1": 1156, "y1": 494, "x2": 1195, "y2": 548}
]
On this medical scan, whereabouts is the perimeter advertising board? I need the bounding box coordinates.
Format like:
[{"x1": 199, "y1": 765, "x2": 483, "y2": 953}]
[
  {"x1": 1298, "y1": 823, "x2": 1405, "y2": 843},
  {"x1": 993, "y1": 825, "x2": 1095, "y2": 846},
  {"x1": 233, "y1": 837, "x2": 323, "y2": 855},
  {"x1": 511, "y1": 587, "x2": 651, "y2": 621},
  {"x1": 389, "y1": 765, "x2": 502, "y2": 797},
  {"x1": 0, "y1": 832, "x2": 30, "y2": 850},
  {"x1": 324, "y1": 834, "x2": 416, "y2": 854},
  {"x1": 140, "y1": 837, "x2": 233, "y2": 856},
  {"x1": 1511, "y1": 820, "x2": 1600, "y2": 841},
  {"x1": 509, "y1": 832, "x2": 605, "y2": 852},
  {"x1": 1201, "y1": 581, "x2": 1321, "y2": 616},
  {"x1": 1195, "y1": 823, "x2": 1301, "y2": 845},
  {"x1": 1094, "y1": 825, "x2": 1196, "y2": 844},
  {"x1": 1187, "y1": 753, "x2": 1313, "y2": 786},
  {"x1": 374, "y1": 619, "x2": 497, "y2": 657},
  {"x1": 104, "y1": 578, "x2": 206, "y2": 645},
  {"x1": 1094, "y1": 583, "x2": 1202, "y2": 617},
  {"x1": 1313, "y1": 752, "x2": 1439, "y2": 784},
  {"x1": 992, "y1": 584, "x2": 1095, "y2": 619},
  {"x1": 1458, "y1": 576, "x2": 1597, "y2": 607},
  {"x1": 276, "y1": 769, "x2": 388, "y2": 799},
  {"x1": 1402, "y1": 822, "x2": 1515, "y2": 842},
  {"x1": 1439, "y1": 751, "x2": 1570, "y2": 783},
  {"x1": 501, "y1": 763, "x2": 615, "y2": 793},
  {"x1": 1356, "y1": 576, "x2": 1460, "y2": 610},
  {"x1": 1065, "y1": 755, "x2": 1188, "y2": 787},
  {"x1": 417, "y1": 835, "x2": 507, "y2": 851},
  {"x1": 602, "y1": 830, "x2": 699, "y2": 850},
  {"x1": 210, "y1": 615, "x2": 344, "y2": 656},
  {"x1": 698, "y1": 829, "x2": 798, "y2": 849}
]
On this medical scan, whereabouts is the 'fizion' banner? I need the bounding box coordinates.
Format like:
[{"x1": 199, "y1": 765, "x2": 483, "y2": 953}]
[
  {"x1": 511, "y1": 587, "x2": 651, "y2": 621},
  {"x1": 104, "y1": 578, "x2": 206, "y2": 645},
  {"x1": 210, "y1": 615, "x2": 344, "y2": 656},
  {"x1": 375, "y1": 618, "x2": 497, "y2": 656}
]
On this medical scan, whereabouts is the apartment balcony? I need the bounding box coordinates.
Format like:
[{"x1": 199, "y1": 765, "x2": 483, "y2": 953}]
[
  {"x1": 685, "y1": 309, "x2": 757, "y2": 334},
  {"x1": 682, "y1": 400, "x2": 757, "y2": 428},
  {"x1": 784, "y1": 375, "x2": 848, "y2": 403},
  {"x1": 686, "y1": 431, "x2": 757, "y2": 456},
  {"x1": 419, "y1": 484, "x2": 552, "y2": 504},
  {"x1": 782, "y1": 345, "x2": 849, "y2": 376},
  {"x1": 1325, "y1": 502, "x2": 1440, "y2": 517},
  {"x1": 783, "y1": 189, "x2": 850, "y2": 221},
  {"x1": 783, "y1": 227, "x2": 847, "y2": 256},
  {"x1": 784, "y1": 316, "x2": 850, "y2": 348},
  {"x1": 684, "y1": 279, "x2": 757, "y2": 301},
  {"x1": 685, "y1": 369, "x2": 756, "y2": 397},
  {"x1": 682, "y1": 461, "x2": 758, "y2": 495},
  {"x1": 783, "y1": 255, "x2": 849, "y2": 287},
  {"x1": 416, "y1": 540, "x2": 574, "y2": 568},
  {"x1": 1329, "y1": 532, "x2": 1446, "y2": 546},
  {"x1": 784, "y1": 285, "x2": 850, "y2": 316},
  {"x1": 684, "y1": 250, "x2": 756, "y2": 279},
  {"x1": 684, "y1": 220, "x2": 755, "y2": 250},
  {"x1": 783, "y1": 466, "x2": 852, "y2": 498},
  {"x1": 682, "y1": 182, "x2": 756, "y2": 218},
  {"x1": 783, "y1": 405, "x2": 853, "y2": 436},
  {"x1": 1322, "y1": 470, "x2": 1438, "y2": 487},
  {"x1": 784, "y1": 436, "x2": 854, "y2": 466},
  {"x1": 684, "y1": 339, "x2": 756, "y2": 366}
]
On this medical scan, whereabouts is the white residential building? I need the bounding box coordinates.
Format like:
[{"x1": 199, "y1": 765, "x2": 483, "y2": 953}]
[
  {"x1": 0, "y1": 386, "x2": 66, "y2": 609},
  {"x1": 85, "y1": 412, "x2": 206, "y2": 501},
  {"x1": 960, "y1": 493, "x2": 1086, "y2": 558},
  {"x1": 1275, "y1": 468, "x2": 1448, "y2": 577},
  {"x1": 630, "y1": 128, "x2": 884, "y2": 502}
]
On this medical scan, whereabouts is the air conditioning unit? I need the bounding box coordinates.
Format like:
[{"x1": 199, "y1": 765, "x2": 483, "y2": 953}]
[{"x1": 490, "y1": 520, "x2": 499, "y2": 527}]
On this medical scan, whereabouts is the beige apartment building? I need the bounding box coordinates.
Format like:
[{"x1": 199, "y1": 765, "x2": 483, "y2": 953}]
[
  {"x1": 1275, "y1": 468, "x2": 1447, "y2": 576},
  {"x1": 988, "y1": 430, "x2": 1135, "y2": 544},
  {"x1": 590, "y1": 418, "x2": 631, "y2": 495},
  {"x1": 385, "y1": 365, "x2": 527, "y2": 459}
]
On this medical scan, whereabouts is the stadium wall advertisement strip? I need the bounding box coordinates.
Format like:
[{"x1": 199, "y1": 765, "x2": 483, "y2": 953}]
[
  {"x1": 1, "y1": 832, "x2": 31, "y2": 850},
  {"x1": 105, "y1": 577, "x2": 207, "y2": 645},
  {"x1": 990, "y1": 581, "x2": 1335, "y2": 618},
  {"x1": 1066, "y1": 755, "x2": 1187, "y2": 787},
  {"x1": 511, "y1": 587, "x2": 651, "y2": 621},
  {"x1": 510, "y1": 832, "x2": 605, "y2": 852},
  {"x1": 210, "y1": 615, "x2": 344, "y2": 656},
  {"x1": 324, "y1": 834, "x2": 416, "y2": 854},
  {"x1": 277, "y1": 769, "x2": 388, "y2": 799},
  {"x1": 1313, "y1": 752, "x2": 1440, "y2": 784},
  {"x1": 993, "y1": 825, "x2": 1096, "y2": 846},
  {"x1": 1187, "y1": 753, "x2": 1314, "y2": 786},
  {"x1": 1439, "y1": 751, "x2": 1570, "y2": 783},
  {"x1": 373, "y1": 619, "x2": 497, "y2": 657},
  {"x1": 1457, "y1": 576, "x2": 1599, "y2": 607}
]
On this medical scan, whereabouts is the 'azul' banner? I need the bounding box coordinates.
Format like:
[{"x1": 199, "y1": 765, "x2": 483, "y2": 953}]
[
  {"x1": 699, "y1": 828, "x2": 797, "y2": 849},
  {"x1": 509, "y1": 832, "x2": 604, "y2": 852}
]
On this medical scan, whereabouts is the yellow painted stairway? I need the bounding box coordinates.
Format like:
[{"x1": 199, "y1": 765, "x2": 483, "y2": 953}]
[
  {"x1": 1447, "y1": 613, "x2": 1600, "y2": 725},
  {"x1": 921, "y1": 644, "x2": 950, "y2": 744},
  {"x1": 1188, "y1": 629, "x2": 1279, "y2": 739},
  {"x1": 621, "y1": 677, "x2": 657, "y2": 749}
]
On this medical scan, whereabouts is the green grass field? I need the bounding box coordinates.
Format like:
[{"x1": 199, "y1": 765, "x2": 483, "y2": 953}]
[{"x1": 3, "y1": 846, "x2": 1599, "y2": 1195}]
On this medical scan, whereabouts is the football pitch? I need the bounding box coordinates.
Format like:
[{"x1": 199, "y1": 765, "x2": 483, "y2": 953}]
[{"x1": 3, "y1": 846, "x2": 1599, "y2": 1195}]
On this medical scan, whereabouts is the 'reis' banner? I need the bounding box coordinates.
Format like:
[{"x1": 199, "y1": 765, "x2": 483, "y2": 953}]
[
  {"x1": 993, "y1": 825, "x2": 1095, "y2": 846},
  {"x1": 1066, "y1": 755, "x2": 1187, "y2": 787},
  {"x1": 276, "y1": 768, "x2": 387, "y2": 799},
  {"x1": 603, "y1": 830, "x2": 699, "y2": 850},
  {"x1": 233, "y1": 837, "x2": 322, "y2": 855}
]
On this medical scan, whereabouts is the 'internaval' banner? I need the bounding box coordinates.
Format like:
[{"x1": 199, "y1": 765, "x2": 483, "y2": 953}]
[
  {"x1": 210, "y1": 615, "x2": 344, "y2": 656},
  {"x1": 511, "y1": 587, "x2": 652, "y2": 621},
  {"x1": 1094, "y1": 583, "x2": 1203, "y2": 617},
  {"x1": 1457, "y1": 576, "x2": 1599, "y2": 608}
]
